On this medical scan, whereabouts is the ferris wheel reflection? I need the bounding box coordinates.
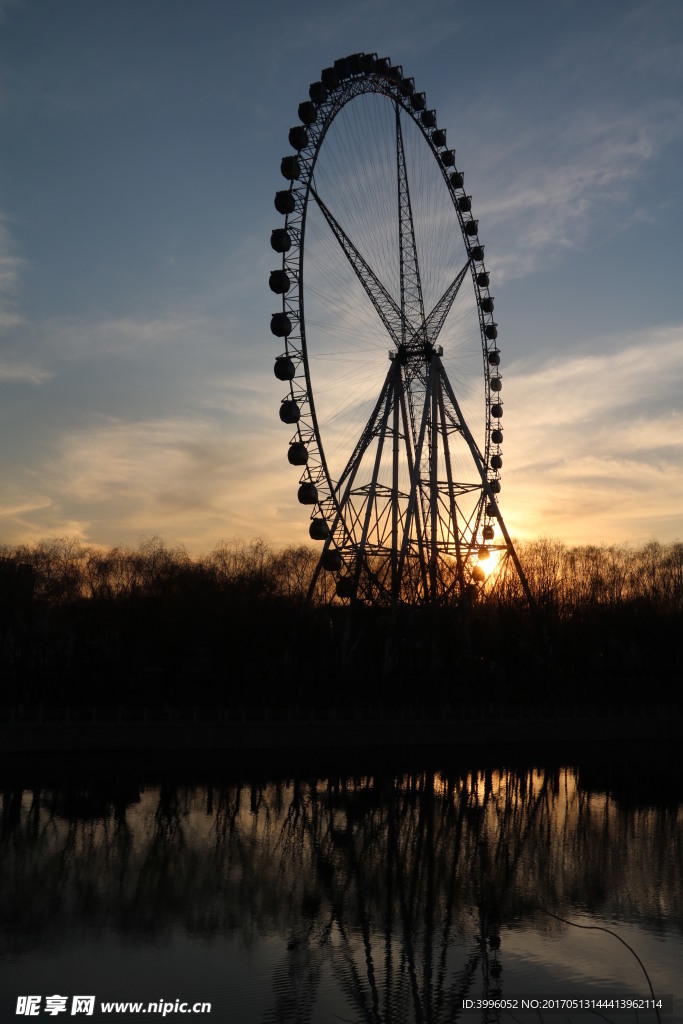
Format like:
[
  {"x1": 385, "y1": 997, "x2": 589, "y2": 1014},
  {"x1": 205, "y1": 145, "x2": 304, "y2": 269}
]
[{"x1": 1, "y1": 764, "x2": 678, "y2": 1022}]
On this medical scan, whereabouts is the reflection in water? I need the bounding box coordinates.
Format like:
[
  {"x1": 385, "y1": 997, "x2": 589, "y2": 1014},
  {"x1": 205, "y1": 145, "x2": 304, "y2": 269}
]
[{"x1": 1, "y1": 765, "x2": 681, "y2": 1022}]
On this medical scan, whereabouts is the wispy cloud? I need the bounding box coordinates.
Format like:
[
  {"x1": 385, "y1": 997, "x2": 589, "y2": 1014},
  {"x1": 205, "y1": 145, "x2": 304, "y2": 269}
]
[
  {"x1": 0, "y1": 215, "x2": 26, "y2": 321},
  {"x1": 437, "y1": 3, "x2": 683, "y2": 283},
  {"x1": 35, "y1": 310, "x2": 221, "y2": 364},
  {"x1": 468, "y1": 97, "x2": 682, "y2": 282},
  {"x1": 500, "y1": 324, "x2": 683, "y2": 543},
  {"x1": 2, "y1": 313, "x2": 680, "y2": 554},
  {"x1": 0, "y1": 408, "x2": 303, "y2": 553},
  {"x1": 0, "y1": 357, "x2": 51, "y2": 384}
]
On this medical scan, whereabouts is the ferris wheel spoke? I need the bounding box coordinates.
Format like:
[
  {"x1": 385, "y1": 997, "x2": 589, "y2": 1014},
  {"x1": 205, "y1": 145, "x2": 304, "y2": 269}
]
[
  {"x1": 395, "y1": 102, "x2": 426, "y2": 350},
  {"x1": 423, "y1": 261, "x2": 470, "y2": 348},
  {"x1": 309, "y1": 184, "x2": 405, "y2": 346}
]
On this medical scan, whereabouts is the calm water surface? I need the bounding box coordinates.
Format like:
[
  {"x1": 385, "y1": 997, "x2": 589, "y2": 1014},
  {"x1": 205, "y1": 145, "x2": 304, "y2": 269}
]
[{"x1": 1, "y1": 755, "x2": 681, "y2": 1022}]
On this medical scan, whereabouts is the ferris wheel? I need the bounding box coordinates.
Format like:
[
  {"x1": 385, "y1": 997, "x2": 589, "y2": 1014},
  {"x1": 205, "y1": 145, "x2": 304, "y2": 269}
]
[{"x1": 271, "y1": 53, "x2": 531, "y2": 606}]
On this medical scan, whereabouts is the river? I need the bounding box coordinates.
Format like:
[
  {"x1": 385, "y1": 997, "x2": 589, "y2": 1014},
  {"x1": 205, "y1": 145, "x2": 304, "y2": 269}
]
[{"x1": 1, "y1": 749, "x2": 681, "y2": 1022}]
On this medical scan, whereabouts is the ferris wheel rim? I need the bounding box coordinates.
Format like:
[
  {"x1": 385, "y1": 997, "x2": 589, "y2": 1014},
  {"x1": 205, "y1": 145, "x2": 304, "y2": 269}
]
[{"x1": 271, "y1": 53, "x2": 505, "y2": 602}]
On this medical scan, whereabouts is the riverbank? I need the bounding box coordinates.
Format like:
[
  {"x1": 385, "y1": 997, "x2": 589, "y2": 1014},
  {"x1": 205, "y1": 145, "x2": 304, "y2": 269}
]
[
  {"x1": 2, "y1": 703, "x2": 680, "y2": 753},
  {"x1": 2, "y1": 538, "x2": 682, "y2": 715}
]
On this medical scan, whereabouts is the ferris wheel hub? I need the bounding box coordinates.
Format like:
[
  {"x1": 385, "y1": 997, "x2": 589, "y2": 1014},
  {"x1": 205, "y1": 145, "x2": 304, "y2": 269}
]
[{"x1": 389, "y1": 339, "x2": 442, "y2": 365}]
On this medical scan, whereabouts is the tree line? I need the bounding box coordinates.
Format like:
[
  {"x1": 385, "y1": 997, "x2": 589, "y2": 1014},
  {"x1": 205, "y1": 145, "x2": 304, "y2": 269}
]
[{"x1": 1, "y1": 536, "x2": 681, "y2": 709}]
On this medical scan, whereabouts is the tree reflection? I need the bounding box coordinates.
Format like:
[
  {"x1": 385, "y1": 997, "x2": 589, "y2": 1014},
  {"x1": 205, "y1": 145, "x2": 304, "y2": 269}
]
[{"x1": 1, "y1": 766, "x2": 681, "y2": 1019}]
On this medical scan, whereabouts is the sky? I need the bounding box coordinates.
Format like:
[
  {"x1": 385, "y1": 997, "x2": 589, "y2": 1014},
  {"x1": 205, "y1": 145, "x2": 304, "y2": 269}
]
[{"x1": 1, "y1": 0, "x2": 682, "y2": 555}]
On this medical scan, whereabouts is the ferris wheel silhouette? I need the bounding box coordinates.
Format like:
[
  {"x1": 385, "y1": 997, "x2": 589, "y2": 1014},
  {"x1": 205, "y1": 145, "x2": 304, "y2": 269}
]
[{"x1": 271, "y1": 53, "x2": 531, "y2": 607}]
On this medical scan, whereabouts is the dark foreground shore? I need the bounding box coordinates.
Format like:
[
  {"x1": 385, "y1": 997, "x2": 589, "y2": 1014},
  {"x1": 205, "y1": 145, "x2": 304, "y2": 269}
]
[{"x1": 3, "y1": 703, "x2": 681, "y2": 754}]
